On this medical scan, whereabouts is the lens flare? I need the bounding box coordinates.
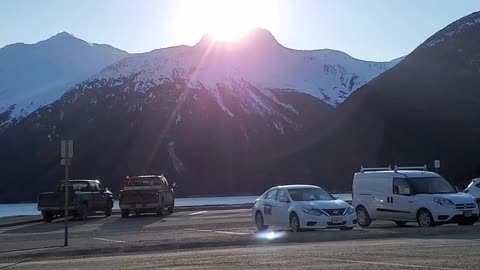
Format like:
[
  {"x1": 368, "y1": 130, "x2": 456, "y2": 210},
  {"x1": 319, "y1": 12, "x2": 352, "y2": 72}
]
[{"x1": 256, "y1": 231, "x2": 285, "y2": 240}]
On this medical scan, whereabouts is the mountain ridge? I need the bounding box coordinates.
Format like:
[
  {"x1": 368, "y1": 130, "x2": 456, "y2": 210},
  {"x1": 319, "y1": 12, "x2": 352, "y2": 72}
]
[{"x1": 0, "y1": 32, "x2": 128, "y2": 127}]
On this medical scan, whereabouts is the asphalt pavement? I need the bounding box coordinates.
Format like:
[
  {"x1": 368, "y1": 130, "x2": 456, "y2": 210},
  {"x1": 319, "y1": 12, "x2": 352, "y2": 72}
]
[{"x1": 0, "y1": 209, "x2": 479, "y2": 269}]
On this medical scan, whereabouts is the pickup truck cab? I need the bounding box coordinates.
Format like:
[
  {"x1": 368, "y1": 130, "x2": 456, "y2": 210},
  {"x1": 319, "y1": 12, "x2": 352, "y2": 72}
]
[
  {"x1": 37, "y1": 179, "x2": 114, "y2": 222},
  {"x1": 119, "y1": 175, "x2": 175, "y2": 218},
  {"x1": 353, "y1": 166, "x2": 478, "y2": 227}
]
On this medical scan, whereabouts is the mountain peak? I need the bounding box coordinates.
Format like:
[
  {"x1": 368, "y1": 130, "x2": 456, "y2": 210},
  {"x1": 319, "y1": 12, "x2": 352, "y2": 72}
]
[
  {"x1": 48, "y1": 31, "x2": 78, "y2": 41},
  {"x1": 195, "y1": 27, "x2": 279, "y2": 49}
]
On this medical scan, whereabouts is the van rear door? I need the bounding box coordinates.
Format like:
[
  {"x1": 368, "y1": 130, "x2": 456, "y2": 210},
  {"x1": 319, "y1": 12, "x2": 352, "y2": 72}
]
[{"x1": 355, "y1": 175, "x2": 390, "y2": 220}]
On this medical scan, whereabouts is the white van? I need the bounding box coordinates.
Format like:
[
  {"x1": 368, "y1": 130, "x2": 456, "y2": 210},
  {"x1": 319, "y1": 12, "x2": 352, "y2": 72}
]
[
  {"x1": 352, "y1": 166, "x2": 478, "y2": 227},
  {"x1": 464, "y1": 178, "x2": 480, "y2": 204}
]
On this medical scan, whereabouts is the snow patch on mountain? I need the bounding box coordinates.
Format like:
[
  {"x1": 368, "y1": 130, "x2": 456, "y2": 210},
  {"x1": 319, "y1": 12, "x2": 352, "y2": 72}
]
[
  {"x1": 424, "y1": 12, "x2": 480, "y2": 48},
  {"x1": 168, "y1": 141, "x2": 185, "y2": 172},
  {"x1": 95, "y1": 29, "x2": 400, "y2": 109},
  {"x1": 0, "y1": 32, "x2": 127, "y2": 125}
]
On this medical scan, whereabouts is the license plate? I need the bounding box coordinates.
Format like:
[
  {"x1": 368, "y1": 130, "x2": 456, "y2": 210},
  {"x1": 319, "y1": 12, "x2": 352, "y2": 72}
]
[
  {"x1": 464, "y1": 211, "x2": 472, "y2": 217},
  {"x1": 331, "y1": 217, "x2": 344, "y2": 224}
]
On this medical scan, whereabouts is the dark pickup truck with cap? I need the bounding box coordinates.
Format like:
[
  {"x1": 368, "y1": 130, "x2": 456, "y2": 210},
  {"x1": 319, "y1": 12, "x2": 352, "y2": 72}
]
[
  {"x1": 119, "y1": 175, "x2": 175, "y2": 218},
  {"x1": 37, "y1": 179, "x2": 114, "y2": 222}
]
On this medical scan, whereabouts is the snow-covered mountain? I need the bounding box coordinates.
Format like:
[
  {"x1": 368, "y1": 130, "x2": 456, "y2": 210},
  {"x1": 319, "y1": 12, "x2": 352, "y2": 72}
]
[
  {"x1": 0, "y1": 28, "x2": 403, "y2": 202},
  {"x1": 96, "y1": 28, "x2": 401, "y2": 109},
  {"x1": 0, "y1": 32, "x2": 127, "y2": 126}
]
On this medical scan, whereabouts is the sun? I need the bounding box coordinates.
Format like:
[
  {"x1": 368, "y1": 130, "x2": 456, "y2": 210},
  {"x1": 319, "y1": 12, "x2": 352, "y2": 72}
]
[{"x1": 175, "y1": 0, "x2": 278, "y2": 42}]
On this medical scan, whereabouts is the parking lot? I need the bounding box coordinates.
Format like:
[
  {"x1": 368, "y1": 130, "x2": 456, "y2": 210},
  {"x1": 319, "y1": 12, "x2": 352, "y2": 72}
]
[{"x1": 1, "y1": 208, "x2": 480, "y2": 269}]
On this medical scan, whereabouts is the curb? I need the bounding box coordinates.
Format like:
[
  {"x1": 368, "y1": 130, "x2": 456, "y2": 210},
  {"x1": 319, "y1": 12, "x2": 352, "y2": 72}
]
[{"x1": 0, "y1": 218, "x2": 44, "y2": 228}]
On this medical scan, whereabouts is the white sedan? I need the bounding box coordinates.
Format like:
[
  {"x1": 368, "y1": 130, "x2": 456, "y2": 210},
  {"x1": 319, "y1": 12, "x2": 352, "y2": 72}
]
[{"x1": 252, "y1": 185, "x2": 357, "y2": 232}]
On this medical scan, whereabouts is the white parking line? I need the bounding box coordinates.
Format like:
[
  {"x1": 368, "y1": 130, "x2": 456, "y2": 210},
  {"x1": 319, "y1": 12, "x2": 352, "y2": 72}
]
[
  {"x1": 187, "y1": 211, "x2": 209, "y2": 216},
  {"x1": 312, "y1": 256, "x2": 461, "y2": 270},
  {"x1": 93, "y1": 237, "x2": 126, "y2": 243}
]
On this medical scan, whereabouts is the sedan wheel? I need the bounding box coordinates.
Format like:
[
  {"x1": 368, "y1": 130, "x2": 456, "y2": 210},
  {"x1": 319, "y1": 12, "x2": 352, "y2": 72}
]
[
  {"x1": 290, "y1": 213, "x2": 301, "y2": 233},
  {"x1": 255, "y1": 211, "x2": 268, "y2": 231}
]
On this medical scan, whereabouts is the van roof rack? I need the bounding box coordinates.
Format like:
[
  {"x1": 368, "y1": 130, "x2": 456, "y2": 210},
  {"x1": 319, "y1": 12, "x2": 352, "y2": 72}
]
[
  {"x1": 394, "y1": 165, "x2": 427, "y2": 171},
  {"x1": 360, "y1": 165, "x2": 428, "y2": 173},
  {"x1": 360, "y1": 166, "x2": 392, "y2": 172}
]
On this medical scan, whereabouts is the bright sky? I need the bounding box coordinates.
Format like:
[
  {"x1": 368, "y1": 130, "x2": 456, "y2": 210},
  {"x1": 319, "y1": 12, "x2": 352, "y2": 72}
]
[{"x1": 1, "y1": 0, "x2": 479, "y2": 61}]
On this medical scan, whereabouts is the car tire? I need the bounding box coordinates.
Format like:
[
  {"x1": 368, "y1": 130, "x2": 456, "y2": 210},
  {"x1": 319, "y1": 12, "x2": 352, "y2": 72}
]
[
  {"x1": 255, "y1": 211, "x2": 268, "y2": 231},
  {"x1": 42, "y1": 211, "x2": 54, "y2": 223},
  {"x1": 394, "y1": 221, "x2": 407, "y2": 227},
  {"x1": 77, "y1": 203, "x2": 88, "y2": 221},
  {"x1": 417, "y1": 209, "x2": 435, "y2": 227},
  {"x1": 290, "y1": 213, "x2": 301, "y2": 233},
  {"x1": 157, "y1": 199, "x2": 165, "y2": 217},
  {"x1": 340, "y1": 227, "x2": 354, "y2": 231},
  {"x1": 121, "y1": 209, "x2": 129, "y2": 218},
  {"x1": 356, "y1": 206, "x2": 372, "y2": 227},
  {"x1": 105, "y1": 201, "x2": 113, "y2": 217},
  {"x1": 168, "y1": 201, "x2": 175, "y2": 214}
]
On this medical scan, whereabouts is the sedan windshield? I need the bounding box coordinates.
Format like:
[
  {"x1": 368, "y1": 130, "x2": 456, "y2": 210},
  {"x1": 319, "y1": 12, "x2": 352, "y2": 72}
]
[
  {"x1": 405, "y1": 177, "x2": 456, "y2": 194},
  {"x1": 288, "y1": 187, "x2": 334, "y2": 201}
]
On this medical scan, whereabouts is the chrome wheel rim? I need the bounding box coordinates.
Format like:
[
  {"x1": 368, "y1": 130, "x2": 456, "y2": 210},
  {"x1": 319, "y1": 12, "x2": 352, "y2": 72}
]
[{"x1": 418, "y1": 212, "x2": 431, "y2": 227}]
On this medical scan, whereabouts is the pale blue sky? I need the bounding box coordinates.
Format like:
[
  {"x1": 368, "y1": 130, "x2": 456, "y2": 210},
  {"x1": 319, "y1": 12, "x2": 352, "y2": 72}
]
[{"x1": 1, "y1": 0, "x2": 479, "y2": 61}]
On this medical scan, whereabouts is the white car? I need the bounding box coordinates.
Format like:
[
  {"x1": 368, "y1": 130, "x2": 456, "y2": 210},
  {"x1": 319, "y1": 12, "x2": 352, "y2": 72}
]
[
  {"x1": 252, "y1": 185, "x2": 357, "y2": 232},
  {"x1": 464, "y1": 178, "x2": 480, "y2": 203}
]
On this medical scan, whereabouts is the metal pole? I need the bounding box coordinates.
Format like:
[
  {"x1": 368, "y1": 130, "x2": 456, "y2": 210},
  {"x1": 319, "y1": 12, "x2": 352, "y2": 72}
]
[{"x1": 64, "y1": 157, "x2": 70, "y2": 247}]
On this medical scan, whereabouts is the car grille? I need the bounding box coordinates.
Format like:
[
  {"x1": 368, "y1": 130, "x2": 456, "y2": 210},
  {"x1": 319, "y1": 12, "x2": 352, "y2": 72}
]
[
  {"x1": 455, "y1": 203, "x2": 475, "y2": 210},
  {"x1": 322, "y1": 208, "x2": 346, "y2": 216}
]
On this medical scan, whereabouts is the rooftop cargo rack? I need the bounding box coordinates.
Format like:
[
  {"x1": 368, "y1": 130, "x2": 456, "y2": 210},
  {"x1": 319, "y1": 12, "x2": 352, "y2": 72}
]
[
  {"x1": 360, "y1": 166, "x2": 392, "y2": 172},
  {"x1": 360, "y1": 165, "x2": 428, "y2": 173}
]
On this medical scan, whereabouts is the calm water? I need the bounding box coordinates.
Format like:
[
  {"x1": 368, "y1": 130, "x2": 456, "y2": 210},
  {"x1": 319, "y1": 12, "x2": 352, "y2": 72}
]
[{"x1": 0, "y1": 194, "x2": 352, "y2": 218}]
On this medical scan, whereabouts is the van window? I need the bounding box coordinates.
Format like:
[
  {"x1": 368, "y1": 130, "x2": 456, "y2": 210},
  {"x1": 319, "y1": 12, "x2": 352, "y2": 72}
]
[
  {"x1": 405, "y1": 177, "x2": 455, "y2": 194},
  {"x1": 393, "y1": 178, "x2": 412, "y2": 195}
]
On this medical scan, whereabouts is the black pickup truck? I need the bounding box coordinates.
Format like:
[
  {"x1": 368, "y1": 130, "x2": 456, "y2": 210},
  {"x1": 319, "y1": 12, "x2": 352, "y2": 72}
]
[
  {"x1": 119, "y1": 175, "x2": 175, "y2": 218},
  {"x1": 37, "y1": 179, "x2": 114, "y2": 222}
]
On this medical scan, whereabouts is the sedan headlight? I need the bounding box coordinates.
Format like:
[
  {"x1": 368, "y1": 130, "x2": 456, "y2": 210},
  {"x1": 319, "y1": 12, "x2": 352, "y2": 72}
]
[
  {"x1": 302, "y1": 207, "x2": 324, "y2": 216},
  {"x1": 434, "y1": 197, "x2": 454, "y2": 206},
  {"x1": 346, "y1": 206, "x2": 355, "y2": 215}
]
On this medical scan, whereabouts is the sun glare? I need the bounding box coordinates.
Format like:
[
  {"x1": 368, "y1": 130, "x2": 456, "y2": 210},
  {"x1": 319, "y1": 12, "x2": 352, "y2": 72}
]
[{"x1": 175, "y1": 0, "x2": 278, "y2": 42}]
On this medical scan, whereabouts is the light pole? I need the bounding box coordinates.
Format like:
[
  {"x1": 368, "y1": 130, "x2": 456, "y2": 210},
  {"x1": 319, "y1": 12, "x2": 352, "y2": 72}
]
[{"x1": 61, "y1": 140, "x2": 73, "y2": 246}]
